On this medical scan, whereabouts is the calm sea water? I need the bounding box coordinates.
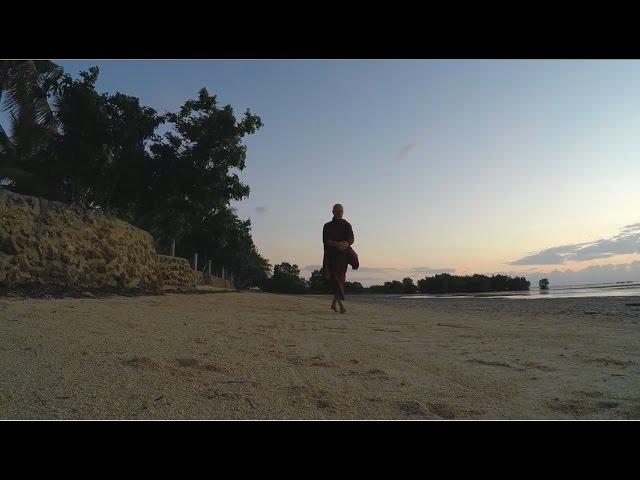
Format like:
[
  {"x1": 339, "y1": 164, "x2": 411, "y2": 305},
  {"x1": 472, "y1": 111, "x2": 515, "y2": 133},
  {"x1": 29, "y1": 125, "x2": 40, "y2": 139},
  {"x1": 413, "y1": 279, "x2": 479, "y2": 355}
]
[{"x1": 399, "y1": 282, "x2": 640, "y2": 300}]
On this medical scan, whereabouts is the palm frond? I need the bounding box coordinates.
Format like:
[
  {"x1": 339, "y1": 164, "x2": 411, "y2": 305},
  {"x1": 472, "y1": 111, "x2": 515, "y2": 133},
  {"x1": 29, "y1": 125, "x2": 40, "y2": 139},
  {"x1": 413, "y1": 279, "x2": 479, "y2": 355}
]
[
  {"x1": 0, "y1": 60, "x2": 61, "y2": 130},
  {"x1": 0, "y1": 119, "x2": 17, "y2": 186}
]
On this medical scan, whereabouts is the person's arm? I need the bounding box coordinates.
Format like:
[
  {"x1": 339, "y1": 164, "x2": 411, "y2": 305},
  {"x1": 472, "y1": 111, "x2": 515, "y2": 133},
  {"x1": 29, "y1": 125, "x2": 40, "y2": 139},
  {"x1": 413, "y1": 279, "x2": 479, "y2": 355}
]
[
  {"x1": 346, "y1": 222, "x2": 354, "y2": 246},
  {"x1": 324, "y1": 224, "x2": 343, "y2": 248},
  {"x1": 335, "y1": 222, "x2": 354, "y2": 250},
  {"x1": 324, "y1": 225, "x2": 336, "y2": 247}
]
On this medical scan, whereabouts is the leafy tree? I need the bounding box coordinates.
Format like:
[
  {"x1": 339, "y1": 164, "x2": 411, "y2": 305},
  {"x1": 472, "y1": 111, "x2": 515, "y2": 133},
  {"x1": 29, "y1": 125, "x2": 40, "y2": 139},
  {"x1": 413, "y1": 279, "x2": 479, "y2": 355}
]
[
  {"x1": 369, "y1": 280, "x2": 404, "y2": 294},
  {"x1": 539, "y1": 278, "x2": 549, "y2": 290},
  {"x1": 98, "y1": 92, "x2": 163, "y2": 218},
  {"x1": 274, "y1": 263, "x2": 301, "y2": 278},
  {"x1": 262, "y1": 262, "x2": 308, "y2": 294},
  {"x1": 416, "y1": 273, "x2": 530, "y2": 294},
  {"x1": 51, "y1": 68, "x2": 163, "y2": 208},
  {"x1": 308, "y1": 272, "x2": 364, "y2": 295},
  {"x1": 308, "y1": 269, "x2": 330, "y2": 293},
  {"x1": 402, "y1": 277, "x2": 418, "y2": 294},
  {"x1": 0, "y1": 104, "x2": 57, "y2": 197},
  {"x1": 1, "y1": 62, "x2": 272, "y2": 287},
  {"x1": 50, "y1": 67, "x2": 106, "y2": 205},
  {"x1": 0, "y1": 60, "x2": 62, "y2": 128},
  {"x1": 2, "y1": 66, "x2": 163, "y2": 210},
  {"x1": 345, "y1": 281, "x2": 365, "y2": 294},
  {"x1": 0, "y1": 60, "x2": 63, "y2": 194},
  {"x1": 138, "y1": 87, "x2": 262, "y2": 251},
  {"x1": 174, "y1": 206, "x2": 270, "y2": 288}
]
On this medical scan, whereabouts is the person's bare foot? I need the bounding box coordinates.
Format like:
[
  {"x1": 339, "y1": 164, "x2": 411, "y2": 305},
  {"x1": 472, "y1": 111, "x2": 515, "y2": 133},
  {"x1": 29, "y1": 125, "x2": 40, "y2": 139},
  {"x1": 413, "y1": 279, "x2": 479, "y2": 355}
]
[
  {"x1": 331, "y1": 304, "x2": 338, "y2": 312},
  {"x1": 339, "y1": 304, "x2": 346, "y2": 314}
]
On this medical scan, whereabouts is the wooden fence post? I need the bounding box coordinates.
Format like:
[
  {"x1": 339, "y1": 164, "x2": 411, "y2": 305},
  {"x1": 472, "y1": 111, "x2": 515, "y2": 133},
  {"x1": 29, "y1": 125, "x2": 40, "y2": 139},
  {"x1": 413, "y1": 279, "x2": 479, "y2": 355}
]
[
  {"x1": 170, "y1": 239, "x2": 175, "y2": 257},
  {"x1": 194, "y1": 253, "x2": 198, "y2": 271}
]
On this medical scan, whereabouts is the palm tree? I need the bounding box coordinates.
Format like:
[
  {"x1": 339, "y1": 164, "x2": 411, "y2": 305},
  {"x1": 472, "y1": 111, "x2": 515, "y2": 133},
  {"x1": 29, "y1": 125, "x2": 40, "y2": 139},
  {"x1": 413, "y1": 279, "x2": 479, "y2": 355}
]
[
  {"x1": 0, "y1": 60, "x2": 63, "y2": 194},
  {"x1": 0, "y1": 60, "x2": 62, "y2": 128}
]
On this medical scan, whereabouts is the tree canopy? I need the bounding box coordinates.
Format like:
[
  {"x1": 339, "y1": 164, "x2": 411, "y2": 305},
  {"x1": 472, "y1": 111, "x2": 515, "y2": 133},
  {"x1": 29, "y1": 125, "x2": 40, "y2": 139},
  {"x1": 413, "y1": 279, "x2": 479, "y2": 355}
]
[
  {"x1": 0, "y1": 61, "x2": 270, "y2": 288},
  {"x1": 262, "y1": 262, "x2": 308, "y2": 294},
  {"x1": 417, "y1": 273, "x2": 530, "y2": 294}
]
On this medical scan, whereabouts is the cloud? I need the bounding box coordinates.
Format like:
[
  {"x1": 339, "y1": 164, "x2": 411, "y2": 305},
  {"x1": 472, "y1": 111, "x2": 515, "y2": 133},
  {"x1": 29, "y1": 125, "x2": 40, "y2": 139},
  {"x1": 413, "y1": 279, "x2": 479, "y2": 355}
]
[
  {"x1": 509, "y1": 222, "x2": 640, "y2": 265},
  {"x1": 408, "y1": 267, "x2": 456, "y2": 275},
  {"x1": 302, "y1": 265, "x2": 401, "y2": 275},
  {"x1": 255, "y1": 206, "x2": 268, "y2": 215},
  {"x1": 355, "y1": 267, "x2": 399, "y2": 273},
  {"x1": 338, "y1": 266, "x2": 454, "y2": 275},
  {"x1": 618, "y1": 223, "x2": 640, "y2": 236},
  {"x1": 301, "y1": 265, "x2": 322, "y2": 273},
  {"x1": 397, "y1": 143, "x2": 417, "y2": 161},
  {"x1": 499, "y1": 261, "x2": 640, "y2": 287}
]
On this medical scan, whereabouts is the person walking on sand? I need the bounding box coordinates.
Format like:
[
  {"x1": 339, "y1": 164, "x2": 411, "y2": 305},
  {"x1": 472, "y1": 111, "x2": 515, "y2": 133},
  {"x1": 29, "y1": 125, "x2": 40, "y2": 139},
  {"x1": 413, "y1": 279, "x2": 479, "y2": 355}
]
[{"x1": 322, "y1": 203, "x2": 358, "y2": 314}]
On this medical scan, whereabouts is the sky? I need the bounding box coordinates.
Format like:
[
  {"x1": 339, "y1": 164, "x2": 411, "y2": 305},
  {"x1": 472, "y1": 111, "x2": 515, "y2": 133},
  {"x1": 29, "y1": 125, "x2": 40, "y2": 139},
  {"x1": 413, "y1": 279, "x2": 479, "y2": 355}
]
[{"x1": 45, "y1": 60, "x2": 640, "y2": 286}]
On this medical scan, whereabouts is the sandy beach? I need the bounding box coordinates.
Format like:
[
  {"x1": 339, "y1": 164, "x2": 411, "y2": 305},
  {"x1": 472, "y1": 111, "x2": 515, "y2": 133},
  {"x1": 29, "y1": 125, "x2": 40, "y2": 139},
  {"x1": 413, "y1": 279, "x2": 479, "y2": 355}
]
[{"x1": 1, "y1": 290, "x2": 639, "y2": 419}]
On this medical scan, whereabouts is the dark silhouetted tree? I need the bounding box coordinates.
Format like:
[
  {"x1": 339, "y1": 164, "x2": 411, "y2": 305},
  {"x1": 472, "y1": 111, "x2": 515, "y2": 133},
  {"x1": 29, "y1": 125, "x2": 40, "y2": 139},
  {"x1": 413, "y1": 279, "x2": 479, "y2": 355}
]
[
  {"x1": 417, "y1": 273, "x2": 530, "y2": 294},
  {"x1": 0, "y1": 60, "x2": 63, "y2": 195},
  {"x1": 369, "y1": 280, "x2": 404, "y2": 294},
  {"x1": 308, "y1": 269, "x2": 330, "y2": 293},
  {"x1": 138, "y1": 87, "x2": 262, "y2": 255},
  {"x1": 0, "y1": 62, "x2": 272, "y2": 286},
  {"x1": 402, "y1": 277, "x2": 418, "y2": 294},
  {"x1": 262, "y1": 262, "x2": 308, "y2": 294},
  {"x1": 345, "y1": 281, "x2": 365, "y2": 294}
]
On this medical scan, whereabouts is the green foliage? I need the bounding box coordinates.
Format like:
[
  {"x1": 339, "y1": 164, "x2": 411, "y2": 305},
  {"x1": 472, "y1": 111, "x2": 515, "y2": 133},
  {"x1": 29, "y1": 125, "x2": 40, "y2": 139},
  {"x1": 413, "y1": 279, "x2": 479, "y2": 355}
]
[
  {"x1": 369, "y1": 280, "x2": 404, "y2": 294},
  {"x1": 307, "y1": 269, "x2": 365, "y2": 295},
  {"x1": 417, "y1": 273, "x2": 530, "y2": 294},
  {"x1": 0, "y1": 62, "x2": 271, "y2": 286},
  {"x1": 366, "y1": 274, "x2": 530, "y2": 295},
  {"x1": 0, "y1": 60, "x2": 62, "y2": 128},
  {"x1": 402, "y1": 277, "x2": 418, "y2": 294},
  {"x1": 51, "y1": 68, "x2": 164, "y2": 209},
  {"x1": 262, "y1": 262, "x2": 308, "y2": 294},
  {"x1": 368, "y1": 279, "x2": 416, "y2": 294},
  {"x1": 539, "y1": 278, "x2": 550, "y2": 290},
  {"x1": 369, "y1": 280, "x2": 405, "y2": 294},
  {"x1": 345, "y1": 281, "x2": 365, "y2": 294},
  {"x1": 308, "y1": 269, "x2": 330, "y2": 293},
  {"x1": 174, "y1": 206, "x2": 269, "y2": 288},
  {"x1": 0, "y1": 60, "x2": 63, "y2": 194}
]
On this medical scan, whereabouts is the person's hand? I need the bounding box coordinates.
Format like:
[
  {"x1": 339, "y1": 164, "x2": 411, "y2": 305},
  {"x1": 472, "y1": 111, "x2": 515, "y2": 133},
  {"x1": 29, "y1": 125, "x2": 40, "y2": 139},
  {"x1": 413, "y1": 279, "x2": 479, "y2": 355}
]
[{"x1": 337, "y1": 241, "x2": 349, "y2": 250}]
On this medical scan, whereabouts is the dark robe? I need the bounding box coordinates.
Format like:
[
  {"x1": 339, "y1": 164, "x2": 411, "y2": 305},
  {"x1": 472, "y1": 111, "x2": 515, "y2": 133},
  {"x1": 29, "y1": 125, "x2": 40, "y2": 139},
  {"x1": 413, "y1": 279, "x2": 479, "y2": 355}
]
[{"x1": 322, "y1": 217, "x2": 356, "y2": 300}]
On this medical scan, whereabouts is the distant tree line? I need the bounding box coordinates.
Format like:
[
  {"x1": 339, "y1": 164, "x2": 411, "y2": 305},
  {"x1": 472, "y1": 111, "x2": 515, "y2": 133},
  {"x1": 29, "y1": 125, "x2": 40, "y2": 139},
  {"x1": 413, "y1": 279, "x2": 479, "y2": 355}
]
[
  {"x1": 258, "y1": 265, "x2": 530, "y2": 295},
  {"x1": 0, "y1": 61, "x2": 270, "y2": 288},
  {"x1": 416, "y1": 273, "x2": 530, "y2": 293},
  {"x1": 369, "y1": 278, "x2": 418, "y2": 294},
  {"x1": 261, "y1": 263, "x2": 308, "y2": 294}
]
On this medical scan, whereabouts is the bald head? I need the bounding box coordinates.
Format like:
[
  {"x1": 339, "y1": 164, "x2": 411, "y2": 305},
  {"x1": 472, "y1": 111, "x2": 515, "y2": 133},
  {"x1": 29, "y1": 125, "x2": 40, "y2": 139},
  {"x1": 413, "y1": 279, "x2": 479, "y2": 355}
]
[{"x1": 332, "y1": 204, "x2": 344, "y2": 220}]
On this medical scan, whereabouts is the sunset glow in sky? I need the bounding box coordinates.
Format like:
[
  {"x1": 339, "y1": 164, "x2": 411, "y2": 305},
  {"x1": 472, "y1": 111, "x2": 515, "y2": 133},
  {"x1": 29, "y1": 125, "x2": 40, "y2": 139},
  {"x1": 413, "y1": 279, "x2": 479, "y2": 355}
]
[{"x1": 53, "y1": 60, "x2": 640, "y2": 286}]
